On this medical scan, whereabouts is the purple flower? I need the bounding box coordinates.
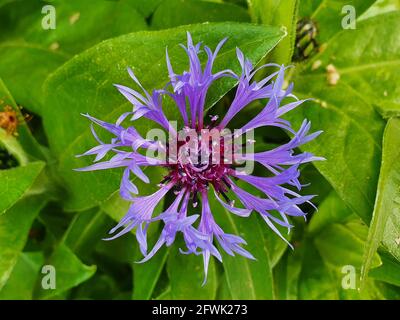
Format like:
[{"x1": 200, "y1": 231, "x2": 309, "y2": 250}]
[{"x1": 76, "y1": 32, "x2": 323, "y2": 282}]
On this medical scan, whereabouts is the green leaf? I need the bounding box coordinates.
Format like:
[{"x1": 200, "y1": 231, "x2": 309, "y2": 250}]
[
  {"x1": 359, "y1": 0, "x2": 400, "y2": 20},
  {"x1": 34, "y1": 243, "x2": 96, "y2": 299},
  {"x1": 0, "y1": 252, "x2": 44, "y2": 300},
  {"x1": 273, "y1": 248, "x2": 304, "y2": 300},
  {"x1": 362, "y1": 117, "x2": 400, "y2": 285},
  {"x1": 298, "y1": 239, "x2": 339, "y2": 299},
  {"x1": 63, "y1": 209, "x2": 109, "y2": 259},
  {"x1": 314, "y1": 222, "x2": 381, "y2": 271},
  {"x1": 209, "y1": 197, "x2": 274, "y2": 299},
  {"x1": 0, "y1": 42, "x2": 69, "y2": 115},
  {"x1": 23, "y1": 0, "x2": 148, "y2": 55},
  {"x1": 94, "y1": 229, "x2": 137, "y2": 264},
  {"x1": 166, "y1": 245, "x2": 217, "y2": 299},
  {"x1": 0, "y1": 195, "x2": 46, "y2": 290},
  {"x1": 369, "y1": 250, "x2": 400, "y2": 287},
  {"x1": 155, "y1": 286, "x2": 172, "y2": 300},
  {"x1": 299, "y1": 193, "x2": 382, "y2": 298},
  {"x1": 151, "y1": 0, "x2": 250, "y2": 30},
  {"x1": 130, "y1": 0, "x2": 163, "y2": 18},
  {"x1": 308, "y1": 192, "x2": 353, "y2": 235},
  {"x1": 0, "y1": 0, "x2": 147, "y2": 114},
  {"x1": 71, "y1": 273, "x2": 122, "y2": 300},
  {"x1": 43, "y1": 22, "x2": 284, "y2": 211},
  {"x1": 298, "y1": 0, "x2": 376, "y2": 43},
  {"x1": 217, "y1": 275, "x2": 233, "y2": 299},
  {"x1": 0, "y1": 161, "x2": 45, "y2": 215},
  {"x1": 298, "y1": 239, "x2": 382, "y2": 300},
  {"x1": 248, "y1": 0, "x2": 299, "y2": 65},
  {"x1": 133, "y1": 235, "x2": 168, "y2": 300},
  {"x1": 287, "y1": 80, "x2": 385, "y2": 223},
  {"x1": 311, "y1": 194, "x2": 381, "y2": 271},
  {"x1": 300, "y1": 12, "x2": 400, "y2": 118}
]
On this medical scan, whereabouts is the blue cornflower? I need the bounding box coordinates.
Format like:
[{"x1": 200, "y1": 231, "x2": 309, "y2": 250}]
[{"x1": 76, "y1": 33, "x2": 323, "y2": 282}]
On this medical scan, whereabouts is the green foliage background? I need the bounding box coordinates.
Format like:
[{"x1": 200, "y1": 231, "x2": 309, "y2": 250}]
[{"x1": 0, "y1": 0, "x2": 399, "y2": 300}]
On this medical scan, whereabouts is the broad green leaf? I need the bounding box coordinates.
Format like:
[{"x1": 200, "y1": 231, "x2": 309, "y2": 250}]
[
  {"x1": 248, "y1": 0, "x2": 299, "y2": 65},
  {"x1": 0, "y1": 161, "x2": 45, "y2": 214},
  {"x1": 308, "y1": 192, "x2": 353, "y2": 235},
  {"x1": 0, "y1": 195, "x2": 46, "y2": 290},
  {"x1": 362, "y1": 118, "x2": 400, "y2": 286},
  {"x1": 370, "y1": 251, "x2": 400, "y2": 287},
  {"x1": 298, "y1": 239, "x2": 382, "y2": 300},
  {"x1": 298, "y1": 0, "x2": 377, "y2": 43},
  {"x1": 273, "y1": 248, "x2": 304, "y2": 300},
  {"x1": 374, "y1": 282, "x2": 400, "y2": 299},
  {"x1": 217, "y1": 275, "x2": 233, "y2": 300},
  {"x1": 308, "y1": 193, "x2": 381, "y2": 269},
  {"x1": 210, "y1": 197, "x2": 274, "y2": 299},
  {"x1": 71, "y1": 273, "x2": 122, "y2": 300},
  {"x1": 314, "y1": 222, "x2": 381, "y2": 271},
  {"x1": 64, "y1": 209, "x2": 109, "y2": 259},
  {"x1": 151, "y1": 0, "x2": 250, "y2": 30},
  {"x1": 23, "y1": 0, "x2": 148, "y2": 55},
  {"x1": 95, "y1": 231, "x2": 137, "y2": 264},
  {"x1": 286, "y1": 80, "x2": 385, "y2": 223},
  {"x1": 166, "y1": 244, "x2": 217, "y2": 299},
  {"x1": 130, "y1": 0, "x2": 163, "y2": 18},
  {"x1": 301, "y1": 193, "x2": 382, "y2": 298},
  {"x1": 0, "y1": 0, "x2": 147, "y2": 114},
  {"x1": 298, "y1": 239, "x2": 339, "y2": 300},
  {"x1": 156, "y1": 286, "x2": 172, "y2": 300},
  {"x1": 300, "y1": 12, "x2": 400, "y2": 118},
  {"x1": 0, "y1": 0, "x2": 147, "y2": 49},
  {"x1": 34, "y1": 243, "x2": 96, "y2": 299},
  {"x1": 43, "y1": 23, "x2": 284, "y2": 211},
  {"x1": 0, "y1": 42, "x2": 69, "y2": 115},
  {"x1": 360, "y1": 0, "x2": 400, "y2": 20},
  {"x1": 0, "y1": 252, "x2": 44, "y2": 300}
]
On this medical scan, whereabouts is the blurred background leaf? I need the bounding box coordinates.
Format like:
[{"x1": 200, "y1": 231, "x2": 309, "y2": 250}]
[
  {"x1": 248, "y1": 0, "x2": 299, "y2": 65},
  {"x1": 0, "y1": 161, "x2": 45, "y2": 214},
  {"x1": 0, "y1": 0, "x2": 148, "y2": 115},
  {"x1": 151, "y1": 0, "x2": 250, "y2": 29},
  {"x1": 0, "y1": 195, "x2": 47, "y2": 290},
  {"x1": 34, "y1": 243, "x2": 96, "y2": 299},
  {"x1": 0, "y1": 252, "x2": 44, "y2": 299}
]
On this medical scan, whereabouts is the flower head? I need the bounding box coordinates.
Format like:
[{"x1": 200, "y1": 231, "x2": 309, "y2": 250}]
[{"x1": 77, "y1": 32, "x2": 323, "y2": 282}]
